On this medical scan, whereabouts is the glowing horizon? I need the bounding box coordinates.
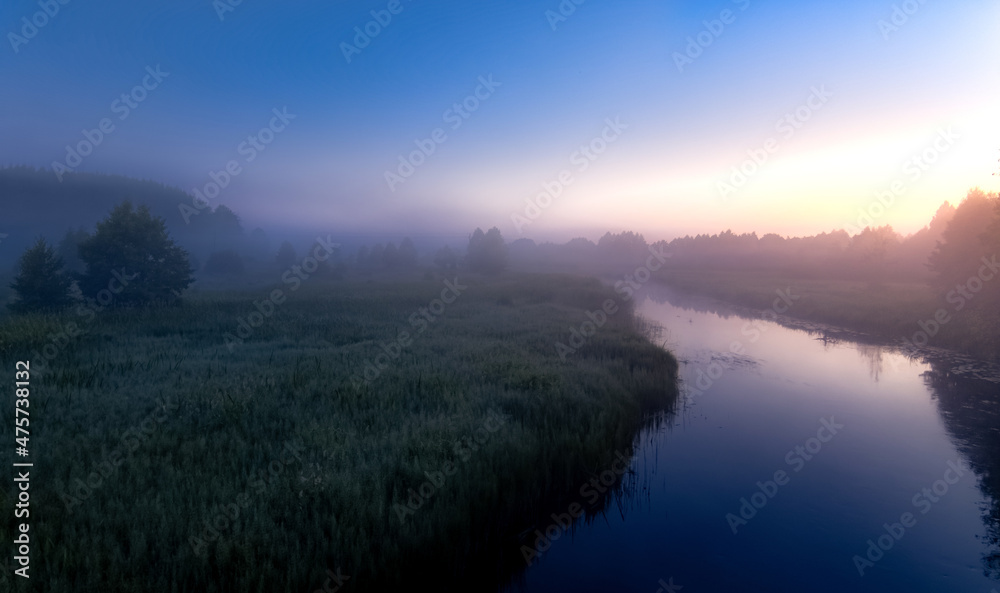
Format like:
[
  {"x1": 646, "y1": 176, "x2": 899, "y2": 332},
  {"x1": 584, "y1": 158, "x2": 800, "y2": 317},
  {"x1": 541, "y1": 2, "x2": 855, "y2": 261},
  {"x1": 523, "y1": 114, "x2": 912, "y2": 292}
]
[{"x1": 2, "y1": 0, "x2": 998, "y2": 243}]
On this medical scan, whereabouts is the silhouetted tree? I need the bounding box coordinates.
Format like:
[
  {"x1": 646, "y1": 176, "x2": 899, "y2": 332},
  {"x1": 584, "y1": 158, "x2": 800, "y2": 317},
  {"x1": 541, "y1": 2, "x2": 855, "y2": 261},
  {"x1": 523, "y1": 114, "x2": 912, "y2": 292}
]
[
  {"x1": 8, "y1": 238, "x2": 74, "y2": 313},
  {"x1": 77, "y1": 201, "x2": 193, "y2": 306},
  {"x1": 467, "y1": 227, "x2": 507, "y2": 273}
]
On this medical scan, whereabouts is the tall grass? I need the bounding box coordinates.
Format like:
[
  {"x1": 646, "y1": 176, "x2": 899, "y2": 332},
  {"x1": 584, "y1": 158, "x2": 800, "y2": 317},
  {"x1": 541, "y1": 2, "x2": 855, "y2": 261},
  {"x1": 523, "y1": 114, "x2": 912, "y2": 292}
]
[{"x1": 0, "y1": 273, "x2": 678, "y2": 592}]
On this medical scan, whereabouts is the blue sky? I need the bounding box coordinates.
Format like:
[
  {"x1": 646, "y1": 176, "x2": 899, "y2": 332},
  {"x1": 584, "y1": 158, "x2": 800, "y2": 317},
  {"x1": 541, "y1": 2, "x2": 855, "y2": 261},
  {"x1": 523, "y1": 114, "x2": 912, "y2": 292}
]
[{"x1": 2, "y1": 0, "x2": 998, "y2": 241}]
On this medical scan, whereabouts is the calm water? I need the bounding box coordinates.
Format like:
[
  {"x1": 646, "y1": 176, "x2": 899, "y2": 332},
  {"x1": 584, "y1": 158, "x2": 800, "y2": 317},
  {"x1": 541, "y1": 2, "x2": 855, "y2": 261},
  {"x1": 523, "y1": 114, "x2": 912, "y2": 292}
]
[{"x1": 504, "y1": 284, "x2": 1000, "y2": 593}]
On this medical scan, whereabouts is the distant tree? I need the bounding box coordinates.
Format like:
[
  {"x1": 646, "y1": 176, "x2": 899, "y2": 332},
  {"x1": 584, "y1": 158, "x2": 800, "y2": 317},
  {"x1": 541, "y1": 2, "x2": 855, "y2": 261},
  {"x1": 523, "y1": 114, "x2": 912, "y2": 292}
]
[
  {"x1": 398, "y1": 237, "x2": 418, "y2": 267},
  {"x1": 203, "y1": 250, "x2": 246, "y2": 276},
  {"x1": 467, "y1": 227, "x2": 507, "y2": 273},
  {"x1": 597, "y1": 231, "x2": 648, "y2": 259},
  {"x1": 77, "y1": 201, "x2": 193, "y2": 306},
  {"x1": 896, "y1": 202, "x2": 957, "y2": 277},
  {"x1": 56, "y1": 226, "x2": 90, "y2": 273},
  {"x1": 247, "y1": 227, "x2": 270, "y2": 261},
  {"x1": 206, "y1": 205, "x2": 245, "y2": 253},
  {"x1": 369, "y1": 243, "x2": 386, "y2": 269},
  {"x1": 928, "y1": 189, "x2": 999, "y2": 301},
  {"x1": 275, "y1": 241, "x2": 297, "y2": 268},
  {"x1": 986, "y1": 198, "x2": 1000, "y2": 252},
  {"x1": 8, "y1": 238, "x2": 75, "y2": 314},
  {"x1": 355, "y1": 245, "x2": 370, "y2": 268},
  {"x1": 211, "y1": 205, "x2": 243, "y2": 233},
  {"x1": 849, "y1": 225, "x2": 900, "y2": 262},
  {"x1": 433, "y1": 245, "x2": 458, "y2": 270},
  {"x1": 383, "y1": 242, "x2": 400, "y2": 268}
]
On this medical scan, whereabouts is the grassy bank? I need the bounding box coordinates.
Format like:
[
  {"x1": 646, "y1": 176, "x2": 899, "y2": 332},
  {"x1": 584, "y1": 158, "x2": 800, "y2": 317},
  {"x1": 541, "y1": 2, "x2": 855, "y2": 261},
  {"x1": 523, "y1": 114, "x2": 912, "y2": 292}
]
[
  {"x1": 656, "y1": 268, "x2": 1000, "y2": 361},
  {"x1": 0, "y1": 273, "x2": 678, "y2": 592}
]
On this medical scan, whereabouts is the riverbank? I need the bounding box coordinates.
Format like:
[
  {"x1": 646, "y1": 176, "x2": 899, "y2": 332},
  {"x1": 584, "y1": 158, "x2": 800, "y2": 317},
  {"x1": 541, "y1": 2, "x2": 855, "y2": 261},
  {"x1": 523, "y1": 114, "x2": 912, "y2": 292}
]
[
  {"x1": 0, "y1": 273, "x2": 678, "y2": 592},
  {"x1": 654, "y1": 268, "x2": 1000, "y2": 362}
]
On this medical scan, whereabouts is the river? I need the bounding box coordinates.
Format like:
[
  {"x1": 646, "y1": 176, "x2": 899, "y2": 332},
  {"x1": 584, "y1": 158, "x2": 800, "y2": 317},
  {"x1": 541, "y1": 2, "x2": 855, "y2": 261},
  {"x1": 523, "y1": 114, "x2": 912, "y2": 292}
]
[{"x1": 504, "y1": 283, "x2": 1000, "y2": 593}]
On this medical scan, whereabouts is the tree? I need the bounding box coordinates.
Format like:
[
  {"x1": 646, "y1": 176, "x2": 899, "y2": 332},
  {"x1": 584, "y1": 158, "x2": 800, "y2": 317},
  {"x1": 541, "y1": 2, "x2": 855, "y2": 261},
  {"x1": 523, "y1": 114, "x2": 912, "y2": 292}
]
[
  {"x1": 247, "y1": 227, "x2": 270, "y2": 262},
  {"x1": 928, "y1": 189, "x2": 999, "y2": 302},
  {"x1": 433, "y1": 245, "x2": 458, "y2": 270},
  {"x1": 398, "y1": 237, "x2": 418, "y2": 267},
  {"x1": 369, "y1": 243, "x2": 386, "y2": 269},
  {"x1": 597, "y1": 231, "x2": 648, "y2": 258},
  {"x1": 848, "y1": 225, "x2": 900, "y2": 276},
  {"x1": 8, "y1": 238, "x2": 75, "y2": 314},
  {"x1": 467, "y1": 227, "x2": 507, "y2": 273},
  {"x1": 56, "y1": 226, "x2": 90, "y2": 273},
  {"x1": 383, "y1": 242, "x2": 400, "y2": 268},
  {"x1": 206, "y1": 205, "x2": 245, "y2": 252},
  {"x1": 275, "y1": 241, "x2": 297, "y2": 268},
  {"x1": 78, "y1": 201, "x2": 194, "y2": 306},
  {"x1": 355, "y1": 245, "x2": 370, "y2": 268}
]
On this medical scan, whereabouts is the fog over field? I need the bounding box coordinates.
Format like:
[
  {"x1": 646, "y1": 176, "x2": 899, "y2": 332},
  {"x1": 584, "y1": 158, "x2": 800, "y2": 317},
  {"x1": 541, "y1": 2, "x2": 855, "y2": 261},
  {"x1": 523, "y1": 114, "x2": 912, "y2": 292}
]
[{"x1": 1, "y1": 1, "x2": 999, "y2": 592}]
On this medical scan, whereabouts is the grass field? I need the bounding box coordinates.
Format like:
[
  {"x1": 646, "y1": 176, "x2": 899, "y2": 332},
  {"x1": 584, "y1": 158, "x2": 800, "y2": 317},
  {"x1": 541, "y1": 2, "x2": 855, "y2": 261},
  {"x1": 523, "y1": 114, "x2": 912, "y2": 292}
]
[
  {"x1": 0, "y1": 272, "x2": 678, "y2": 592},
  {"x1": 655, "y1": 268, "x2": 1000, "y2": 361}
]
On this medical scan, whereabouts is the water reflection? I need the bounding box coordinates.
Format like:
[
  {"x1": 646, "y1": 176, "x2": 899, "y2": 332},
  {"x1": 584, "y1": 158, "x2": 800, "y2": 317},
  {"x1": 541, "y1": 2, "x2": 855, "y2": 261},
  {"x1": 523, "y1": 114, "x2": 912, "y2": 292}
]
[
  {"x1": 924, "y1": 362, "x2": 1000, "y2": 577},
  {"x1": 642, "y1": 284, "x2": 1000, "y2": 583},
  {"x1": 505, "y1": 284, "x2": 1000, "y2": 592}
]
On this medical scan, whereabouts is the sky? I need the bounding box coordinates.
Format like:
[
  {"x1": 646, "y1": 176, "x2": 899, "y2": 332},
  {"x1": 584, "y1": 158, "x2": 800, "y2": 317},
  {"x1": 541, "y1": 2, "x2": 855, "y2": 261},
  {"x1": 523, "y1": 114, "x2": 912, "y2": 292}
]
[{"x1": 2, "y1": 0, "x2": 998, "y2": 243}]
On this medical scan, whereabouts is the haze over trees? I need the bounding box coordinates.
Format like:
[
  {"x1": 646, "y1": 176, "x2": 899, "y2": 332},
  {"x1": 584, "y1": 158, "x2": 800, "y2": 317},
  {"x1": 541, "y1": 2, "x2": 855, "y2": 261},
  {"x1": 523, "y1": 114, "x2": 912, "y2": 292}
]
[
  {"x1": 467, "y1": 227, "x2": 508, "y2": 274},
  {"x1": 928, "y1": 188, "x2": 1000, "y2": 307}
]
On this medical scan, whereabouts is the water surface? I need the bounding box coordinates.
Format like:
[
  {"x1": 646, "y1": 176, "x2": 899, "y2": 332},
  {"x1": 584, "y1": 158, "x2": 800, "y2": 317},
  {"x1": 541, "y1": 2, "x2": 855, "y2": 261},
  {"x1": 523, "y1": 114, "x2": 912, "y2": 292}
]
[{"x1": 505, "y1": 284, "x2": 1000, "y2": 593}]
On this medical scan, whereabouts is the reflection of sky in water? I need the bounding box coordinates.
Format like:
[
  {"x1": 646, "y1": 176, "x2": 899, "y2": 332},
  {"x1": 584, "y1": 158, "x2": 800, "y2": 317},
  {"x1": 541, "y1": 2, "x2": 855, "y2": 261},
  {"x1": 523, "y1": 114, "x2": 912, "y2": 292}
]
[{"x1": 507, "y1": 285, "x2": 998, "y2": 593}]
